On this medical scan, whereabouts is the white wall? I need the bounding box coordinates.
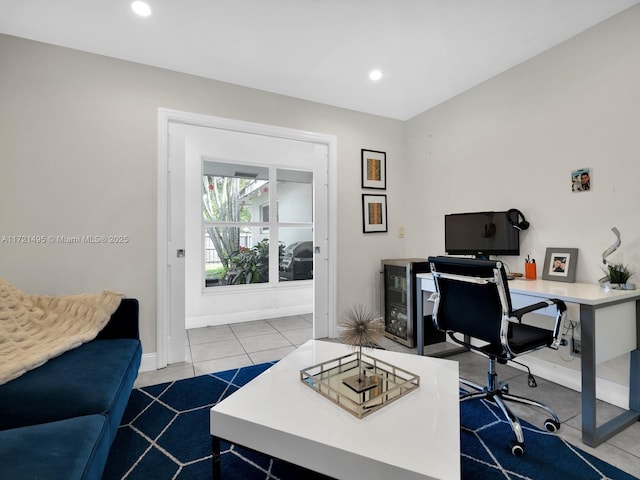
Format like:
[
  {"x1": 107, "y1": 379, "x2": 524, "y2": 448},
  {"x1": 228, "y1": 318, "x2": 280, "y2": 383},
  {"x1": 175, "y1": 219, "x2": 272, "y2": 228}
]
[
  {"x1": 403, "y1": 5, "x2": 640, "y2": 404},
  {"x1": 404, "y1": 6, "x2": 640, "y2": 278},
  {"x1": 0, "y1": 33, "x2": 405, "y2": 355}
]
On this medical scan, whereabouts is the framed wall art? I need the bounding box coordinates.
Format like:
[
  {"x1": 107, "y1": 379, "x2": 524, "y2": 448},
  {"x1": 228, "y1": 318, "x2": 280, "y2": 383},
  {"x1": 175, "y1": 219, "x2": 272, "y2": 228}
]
[
  {"x1": 362, "y1": 194, "x2": 387, "y2": 233},
  {"x1": 541, "y1": 247, "x2": 578, "y2": 283},
  {"x1": 361, "y1": 149, "x2": 386, "y2": 189}
]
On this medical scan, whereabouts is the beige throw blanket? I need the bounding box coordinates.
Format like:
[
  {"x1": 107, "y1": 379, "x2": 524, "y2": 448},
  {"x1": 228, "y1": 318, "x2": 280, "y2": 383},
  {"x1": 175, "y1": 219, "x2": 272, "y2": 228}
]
[{"x1": 0, "y1": 279, "x2": 124, "y2": 385}]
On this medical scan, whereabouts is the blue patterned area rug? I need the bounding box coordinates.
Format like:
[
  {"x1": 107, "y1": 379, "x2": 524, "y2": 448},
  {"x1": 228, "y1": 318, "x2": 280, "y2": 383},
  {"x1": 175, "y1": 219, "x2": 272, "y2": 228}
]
[{"x1": 103, "y1": 362, "x2": 638, "y2": 480}]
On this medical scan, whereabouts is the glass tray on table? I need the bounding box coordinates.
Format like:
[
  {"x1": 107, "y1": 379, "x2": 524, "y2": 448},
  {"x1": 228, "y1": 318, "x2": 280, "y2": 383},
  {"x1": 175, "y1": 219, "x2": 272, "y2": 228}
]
[{"x1": 300, "y1": 350, "x2": 420, "y2": 418}]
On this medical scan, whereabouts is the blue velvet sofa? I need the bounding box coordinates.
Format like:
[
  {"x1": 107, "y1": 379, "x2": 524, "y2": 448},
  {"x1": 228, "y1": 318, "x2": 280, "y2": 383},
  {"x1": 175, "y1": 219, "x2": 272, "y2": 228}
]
[{"x1": 0, "y1": 298, "x2": 142, "y2": 480}]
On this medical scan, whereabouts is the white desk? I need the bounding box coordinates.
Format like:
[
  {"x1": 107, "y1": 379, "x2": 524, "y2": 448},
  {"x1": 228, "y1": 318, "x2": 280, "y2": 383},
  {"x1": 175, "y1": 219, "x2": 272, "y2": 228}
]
[
  {"x1": 416, "y1": 273, "x2": 640, "y2": 448},
  {"x1": 210, "y1": 339, "x2": 461, "y2": 480}
]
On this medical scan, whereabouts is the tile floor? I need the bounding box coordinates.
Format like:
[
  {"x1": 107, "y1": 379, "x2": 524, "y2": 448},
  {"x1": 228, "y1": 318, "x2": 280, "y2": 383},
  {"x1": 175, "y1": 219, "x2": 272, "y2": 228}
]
[
  {"x1": 134, "y1": 314, "x2": 316, "y2": 389},
  {"x1": 134, "y1": 315, "x2": 640, "y2": 478}
]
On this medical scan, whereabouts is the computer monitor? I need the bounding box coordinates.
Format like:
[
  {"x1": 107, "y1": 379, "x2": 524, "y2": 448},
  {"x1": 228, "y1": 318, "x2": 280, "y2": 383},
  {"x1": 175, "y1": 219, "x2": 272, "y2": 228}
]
[{"x1": 444, "y1": 211, "x2": 520, "y2": 258}]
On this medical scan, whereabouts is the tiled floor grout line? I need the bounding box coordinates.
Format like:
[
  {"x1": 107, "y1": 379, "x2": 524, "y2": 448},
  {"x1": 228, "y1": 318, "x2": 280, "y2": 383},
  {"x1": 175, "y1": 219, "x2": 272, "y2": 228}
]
[
  {"x1": 186, "y1": 331, "x2": 195, "y2": 376},
  {"x1": 228, "y1": 324, "x2": 251, "y2": 361}
]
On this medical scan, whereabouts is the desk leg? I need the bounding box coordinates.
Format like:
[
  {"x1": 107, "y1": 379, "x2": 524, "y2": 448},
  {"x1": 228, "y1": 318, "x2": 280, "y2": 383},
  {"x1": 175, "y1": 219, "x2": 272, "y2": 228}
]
[
  {"x1": 629, "y1": 350, "x2": 640, "y2": 411},
  {"x1": 580, "y1": 305, "x2": 597, "y2": 445},
  {"x1": 581, "y1": 301, "x2": 640, "y2": 447},
  {"x1": 416, "y1": 280, "x2": 424, "y2": 356},
  {"x1": 630, "y1": 300, "x2": 640, "y2": 412},
  {"x1": 212, "y1": 436, "x2": 221, "y2": 480}
]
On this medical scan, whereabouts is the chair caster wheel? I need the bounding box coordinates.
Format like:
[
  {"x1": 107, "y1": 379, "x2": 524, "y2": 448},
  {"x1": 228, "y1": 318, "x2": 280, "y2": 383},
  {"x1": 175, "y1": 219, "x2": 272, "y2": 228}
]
[
  {"x1": 510, "y1": 442, "x2": 524, "y2": 457},
  {"x1": 544, "y1": 419, "x2": 560, "y2": 432}
]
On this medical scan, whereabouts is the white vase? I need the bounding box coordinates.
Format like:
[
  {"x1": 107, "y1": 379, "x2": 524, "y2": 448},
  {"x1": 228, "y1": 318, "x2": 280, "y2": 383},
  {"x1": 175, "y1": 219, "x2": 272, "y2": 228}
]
[{"x1": 607, "y1": 282, "x2": 635, "y2": 290}]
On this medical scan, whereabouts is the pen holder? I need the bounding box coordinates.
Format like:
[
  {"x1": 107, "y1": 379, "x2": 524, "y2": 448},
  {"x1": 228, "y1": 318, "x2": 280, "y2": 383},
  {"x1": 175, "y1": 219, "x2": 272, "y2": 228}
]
[{"x1": 525, "y1": 262, "x2": 537, "y2": 280}]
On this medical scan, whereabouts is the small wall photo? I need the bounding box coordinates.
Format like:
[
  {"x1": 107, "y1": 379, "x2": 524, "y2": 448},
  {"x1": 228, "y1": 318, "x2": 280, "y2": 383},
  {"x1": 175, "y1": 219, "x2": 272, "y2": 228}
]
[{"x1": 571, "y1": 168, "x2": 591, "y2": 192}]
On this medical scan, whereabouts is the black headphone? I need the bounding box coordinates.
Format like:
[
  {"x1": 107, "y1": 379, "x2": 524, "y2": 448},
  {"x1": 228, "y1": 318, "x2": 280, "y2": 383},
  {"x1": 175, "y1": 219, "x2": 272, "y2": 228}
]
[{"x1": 507, "y1": 209, "x2": 530, "y2": 231}]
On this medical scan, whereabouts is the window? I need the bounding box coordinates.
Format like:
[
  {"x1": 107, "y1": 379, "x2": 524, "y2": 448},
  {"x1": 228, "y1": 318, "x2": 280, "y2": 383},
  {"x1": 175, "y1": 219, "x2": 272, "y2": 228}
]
[{"x1": 202, "y1": 161, "x2": 314, "y2": 287}]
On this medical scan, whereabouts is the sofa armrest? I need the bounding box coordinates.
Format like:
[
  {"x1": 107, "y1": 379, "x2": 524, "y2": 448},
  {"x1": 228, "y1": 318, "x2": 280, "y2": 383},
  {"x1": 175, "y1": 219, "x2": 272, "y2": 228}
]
[{"x1": 96, "y1": 298, "x2": 140, "y2": 340}]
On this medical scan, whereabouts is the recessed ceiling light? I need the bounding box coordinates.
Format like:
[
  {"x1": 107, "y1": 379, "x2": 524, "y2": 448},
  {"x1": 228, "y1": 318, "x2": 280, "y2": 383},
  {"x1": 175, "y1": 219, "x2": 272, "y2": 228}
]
[
  {"x1": 369, "y1": 70, "x2": 383, "y2": 81},
  {"x1": 131, "y1": 1, "x2": 152, "y2": 17}
]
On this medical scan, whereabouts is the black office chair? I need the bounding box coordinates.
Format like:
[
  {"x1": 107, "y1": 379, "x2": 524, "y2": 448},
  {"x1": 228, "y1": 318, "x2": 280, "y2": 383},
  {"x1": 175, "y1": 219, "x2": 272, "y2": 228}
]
[{"x1": 427, "y1": 256, "x2": 567, "y2": 456}]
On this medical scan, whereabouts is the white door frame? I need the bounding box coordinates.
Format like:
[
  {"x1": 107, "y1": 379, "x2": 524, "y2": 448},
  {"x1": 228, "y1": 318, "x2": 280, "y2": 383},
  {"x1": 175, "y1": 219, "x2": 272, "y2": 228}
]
[{"x1": 157, "y1": 108, "x2": 338, "y2": 369}]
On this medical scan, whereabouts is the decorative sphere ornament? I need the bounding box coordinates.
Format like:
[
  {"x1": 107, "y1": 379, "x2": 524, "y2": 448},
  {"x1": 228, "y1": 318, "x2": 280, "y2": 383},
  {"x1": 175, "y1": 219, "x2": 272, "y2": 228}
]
[
  {"x1": 338, "y1": 305, "x2": 384, "y2": 390},
  {"x1": 338, "y1": 304, "x2": 384, "y2": 348}
]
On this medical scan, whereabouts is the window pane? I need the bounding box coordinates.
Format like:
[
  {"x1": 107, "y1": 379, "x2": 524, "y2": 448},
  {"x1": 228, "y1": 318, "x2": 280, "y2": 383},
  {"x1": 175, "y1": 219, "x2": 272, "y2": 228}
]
[
  {"x1": 279, "y1": 227, "x2": 313, "y2": 282},
  {"x1": 276, "y1": 169, "x2": 312, "y2": 223},
  {"x1": 204, "y1": 226, "x2": 270, "y2": 286},
  {"x1": 203, "y1": 161, "x2": 269, "y2": 223}
]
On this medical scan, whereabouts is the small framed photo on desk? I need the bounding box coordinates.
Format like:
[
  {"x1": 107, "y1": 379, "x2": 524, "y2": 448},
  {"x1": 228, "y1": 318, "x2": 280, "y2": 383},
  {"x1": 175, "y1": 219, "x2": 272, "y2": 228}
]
[{"x1": 542, "y1": 247, "x2": 578, "y2": 283}]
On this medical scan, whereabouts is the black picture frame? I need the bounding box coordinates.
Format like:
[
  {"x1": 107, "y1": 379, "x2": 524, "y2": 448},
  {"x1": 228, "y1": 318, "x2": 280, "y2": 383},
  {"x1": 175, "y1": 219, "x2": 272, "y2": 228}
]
[
  {"x1": 362, "y1": 194, "x2": 388, "y2": 233},
  {"x1": 361, "y1": 149, "x2": 386, "y2": 190}
]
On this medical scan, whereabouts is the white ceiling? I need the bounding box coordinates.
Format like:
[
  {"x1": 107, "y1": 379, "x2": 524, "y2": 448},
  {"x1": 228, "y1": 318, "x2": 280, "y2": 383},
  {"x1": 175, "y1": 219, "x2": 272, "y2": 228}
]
[{"x1": 1, "y1": 0, "x2": 638, "y2": 120}]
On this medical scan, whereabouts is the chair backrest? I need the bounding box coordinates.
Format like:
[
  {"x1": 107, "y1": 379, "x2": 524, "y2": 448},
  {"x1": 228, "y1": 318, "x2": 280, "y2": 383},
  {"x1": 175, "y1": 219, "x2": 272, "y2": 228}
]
[{"x1": 428, "y1": 256, "x2": 513, "y2": 346}]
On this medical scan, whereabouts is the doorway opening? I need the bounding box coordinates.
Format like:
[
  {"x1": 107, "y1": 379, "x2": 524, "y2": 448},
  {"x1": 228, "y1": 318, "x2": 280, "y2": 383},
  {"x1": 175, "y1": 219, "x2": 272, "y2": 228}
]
[{"x1": 157, "y1": 109, "x2": 337, "y2": 368}]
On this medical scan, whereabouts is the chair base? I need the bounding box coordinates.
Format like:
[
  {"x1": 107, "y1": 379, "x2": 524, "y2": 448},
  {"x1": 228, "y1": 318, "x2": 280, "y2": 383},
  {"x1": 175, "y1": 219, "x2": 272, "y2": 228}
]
[{"x1": 460, "y1": 359, "x2": 560, "y2": 456}]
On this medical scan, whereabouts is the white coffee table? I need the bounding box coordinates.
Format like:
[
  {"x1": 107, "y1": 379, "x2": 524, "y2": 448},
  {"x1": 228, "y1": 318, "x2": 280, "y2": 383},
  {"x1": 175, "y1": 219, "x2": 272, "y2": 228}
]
[{"x1": 210, "y1": 340, "x2": 460, "y2": 480}]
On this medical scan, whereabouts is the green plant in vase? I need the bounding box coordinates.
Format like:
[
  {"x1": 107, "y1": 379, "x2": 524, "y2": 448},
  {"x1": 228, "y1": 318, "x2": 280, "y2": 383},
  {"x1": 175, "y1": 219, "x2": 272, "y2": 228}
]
[{"x1": 604, "y1": 262, "x2": 634, "y2": 289}]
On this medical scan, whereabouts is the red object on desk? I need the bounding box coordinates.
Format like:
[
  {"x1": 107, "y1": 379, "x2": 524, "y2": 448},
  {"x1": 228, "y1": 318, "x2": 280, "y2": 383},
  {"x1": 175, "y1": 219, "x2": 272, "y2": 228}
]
[{"x1": 525, "y1": 262, "x2": 537, "y2": 280}]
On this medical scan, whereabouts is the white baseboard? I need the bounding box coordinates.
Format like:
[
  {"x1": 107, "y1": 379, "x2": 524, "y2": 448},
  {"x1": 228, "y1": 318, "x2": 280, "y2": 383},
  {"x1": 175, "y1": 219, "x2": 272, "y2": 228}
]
[
  {"x1": 186, "y1": 305, "x2": 312, "y2": 329},
  {"x1": 511, "y1": 355, "x2": 630, "y2": 410},
  {"x1": 139, "y1": 352, "x2": 157, "y2": 373}
]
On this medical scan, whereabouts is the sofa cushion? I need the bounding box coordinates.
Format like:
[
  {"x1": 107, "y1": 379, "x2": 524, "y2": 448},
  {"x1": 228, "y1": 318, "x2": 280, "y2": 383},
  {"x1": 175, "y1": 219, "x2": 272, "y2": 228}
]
[
  {"x1": 0, "y1": 414, "x2": 110, "y2": 480},
  {"x1": 0, "y1": 338, "x2": 141, "y2": 441}
]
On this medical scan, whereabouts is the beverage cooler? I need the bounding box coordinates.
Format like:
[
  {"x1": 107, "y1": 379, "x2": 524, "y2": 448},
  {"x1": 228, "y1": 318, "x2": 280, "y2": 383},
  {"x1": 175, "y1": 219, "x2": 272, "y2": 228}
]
[
  {"x1": 380, "y1": 258, "x2": 432, "y2": 348},
  {"x1": 381, "y1": 258, "x2": 429, "y2": 348}
]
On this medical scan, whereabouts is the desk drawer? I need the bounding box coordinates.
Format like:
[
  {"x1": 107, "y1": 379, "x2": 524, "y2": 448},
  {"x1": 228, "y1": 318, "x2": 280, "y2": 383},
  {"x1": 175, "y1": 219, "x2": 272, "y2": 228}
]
[{"x1": 420, "y1": 277, "x2": 435, "y2": 293}]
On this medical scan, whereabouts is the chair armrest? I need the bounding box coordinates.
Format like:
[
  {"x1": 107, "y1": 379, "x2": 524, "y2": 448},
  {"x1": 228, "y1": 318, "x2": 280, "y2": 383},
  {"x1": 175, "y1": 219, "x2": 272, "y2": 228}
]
[
  {"x1": 511, "y1": 298, "x2": 566, "y2": 319},
  {"x1": 96, "y1": 298, "x2": 140, "y2": 340},
  {"x1": 511, "y1": 298, "x2": 567, "y2": 349}
]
